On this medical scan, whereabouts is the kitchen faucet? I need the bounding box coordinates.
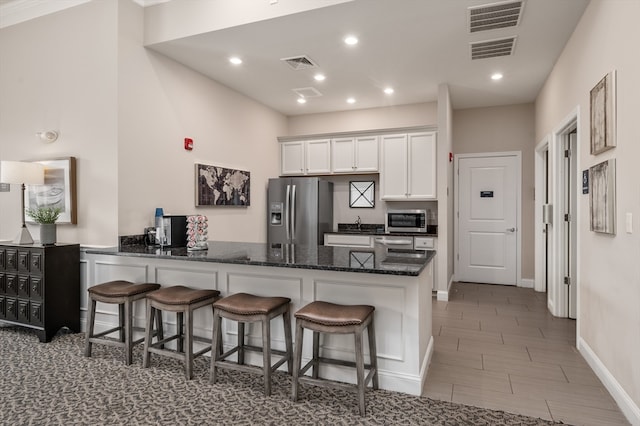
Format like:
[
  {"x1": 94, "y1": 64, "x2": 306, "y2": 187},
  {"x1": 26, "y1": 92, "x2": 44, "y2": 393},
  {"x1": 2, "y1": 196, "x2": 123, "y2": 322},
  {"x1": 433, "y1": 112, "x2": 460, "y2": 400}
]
[{"x1": 355, "y1": 216, "x2": 362, "y2": 231}]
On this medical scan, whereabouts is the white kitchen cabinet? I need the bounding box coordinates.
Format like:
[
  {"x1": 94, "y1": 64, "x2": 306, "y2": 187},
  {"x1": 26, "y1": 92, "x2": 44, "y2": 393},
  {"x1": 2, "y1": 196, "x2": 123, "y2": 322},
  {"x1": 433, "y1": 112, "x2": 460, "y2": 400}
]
[
  {"x1": 380, "y1": 132, "x2": 436, "y2": 200},
  {"x1": 331, "y1": 136, "x2": 378, "y2": 173},
  {"x1": 281, "y1": 139, "x2": 331, "y2": 176}
]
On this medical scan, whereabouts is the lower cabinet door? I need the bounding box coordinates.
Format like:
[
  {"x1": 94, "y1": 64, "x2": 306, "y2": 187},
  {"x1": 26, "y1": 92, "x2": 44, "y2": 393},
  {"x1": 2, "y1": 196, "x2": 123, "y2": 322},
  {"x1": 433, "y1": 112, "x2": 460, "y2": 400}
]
[
  {"x1": 18, "y1": 300, "x2": 30, "y2": 324},
  {"x1": 6, "y1": 298, "x2": 18, "y2": 321},
  {"x1": 30, "y1": 302, "x2": 43, "y2": 327}
]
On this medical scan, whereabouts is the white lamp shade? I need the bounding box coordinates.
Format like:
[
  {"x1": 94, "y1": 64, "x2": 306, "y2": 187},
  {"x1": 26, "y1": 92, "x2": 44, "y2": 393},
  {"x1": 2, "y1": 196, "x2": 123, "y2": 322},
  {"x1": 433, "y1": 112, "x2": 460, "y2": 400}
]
[{"x1": 0, "y1": 161, "x2": 45, "y2": 185}]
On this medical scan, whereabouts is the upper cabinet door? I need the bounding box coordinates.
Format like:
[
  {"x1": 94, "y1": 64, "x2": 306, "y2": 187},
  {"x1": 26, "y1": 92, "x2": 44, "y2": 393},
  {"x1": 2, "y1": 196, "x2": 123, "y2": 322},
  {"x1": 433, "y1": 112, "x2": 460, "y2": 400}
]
[
  {"x1": 331, "y1": 137, "x2": 356, "y2": 173},
  {"x1": 380, "y1": 134, "x2": 409, "y2": 200},
  {"x1": 380, "y1": 132, "x2": 437, "y2": 200},
  {"x1": 354, "y1": 136, "x2": 379, "y2": 172},
  {"x1": 305, "y1": 139, "x2": 331, "y2": 174},
  {"x1": 407, "y1": 132, "x2": 437, "y2": 199},
  {"x1": 281, "y1": 141, "x2": 305, "y2": 175}
]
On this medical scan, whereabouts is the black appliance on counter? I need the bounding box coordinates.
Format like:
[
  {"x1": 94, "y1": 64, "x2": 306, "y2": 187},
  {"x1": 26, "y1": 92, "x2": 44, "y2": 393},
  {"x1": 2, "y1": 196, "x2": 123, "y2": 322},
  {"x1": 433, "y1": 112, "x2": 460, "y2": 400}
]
[{"x1": 156, "y1": 215, "x2": 187, "y2": 247}]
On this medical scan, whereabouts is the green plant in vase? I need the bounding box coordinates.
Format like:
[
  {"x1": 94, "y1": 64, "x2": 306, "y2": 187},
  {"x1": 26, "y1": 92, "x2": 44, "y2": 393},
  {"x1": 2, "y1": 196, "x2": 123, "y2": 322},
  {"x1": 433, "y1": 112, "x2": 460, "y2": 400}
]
[{"x1": 26, "y1": 207, "x2": 61, "y2": 245}]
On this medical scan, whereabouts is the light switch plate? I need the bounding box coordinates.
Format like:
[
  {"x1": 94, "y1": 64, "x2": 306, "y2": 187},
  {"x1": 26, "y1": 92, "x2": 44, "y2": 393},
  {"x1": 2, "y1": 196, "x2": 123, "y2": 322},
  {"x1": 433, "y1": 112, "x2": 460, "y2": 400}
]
[
  {"x1": 0, "y1": 183, "x2": 10, "y2": 192},
  {"x1": 625, "y1": 212, "x2": 633, "y2": 233}
]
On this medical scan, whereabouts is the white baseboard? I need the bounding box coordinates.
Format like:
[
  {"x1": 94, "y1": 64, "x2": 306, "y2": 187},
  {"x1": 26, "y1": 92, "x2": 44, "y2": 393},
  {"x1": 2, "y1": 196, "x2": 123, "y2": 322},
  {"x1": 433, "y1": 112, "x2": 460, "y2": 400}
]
[
  {"x1": 436, "y1": 276, "x2": 453, "y2": 301},
  {"x1": 519, "y1": 278, "x2": 534, "y2": 288},
  {"x1": 578, "y1": 337, "x2": 640, "y2": 425}
]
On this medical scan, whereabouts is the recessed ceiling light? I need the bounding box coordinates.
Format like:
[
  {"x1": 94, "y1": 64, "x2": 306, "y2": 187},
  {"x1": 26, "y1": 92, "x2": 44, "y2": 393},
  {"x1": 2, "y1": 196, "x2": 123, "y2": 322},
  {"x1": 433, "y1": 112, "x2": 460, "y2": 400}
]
[
  {"x1": 491, "y1": 73, "x2": 503, "y2": 80},
  {"x1": 344, "y1": 35, "x2": 358, "y2": 46},
  {"x1": 384, "y1": 87, "x2": 394, "y2": 94},
  {"x1": 346, "y1": 97, "x2": 356, "y2": 104},
  {"x1": 314, "y1": 74, "x2": 326, "y2": 81},
  {"x1": 229, "y1": 57, "x2": 242, "y2": 65},
  {"x1": 297, "y1": 97, "x2": 307, "y2": 104}
]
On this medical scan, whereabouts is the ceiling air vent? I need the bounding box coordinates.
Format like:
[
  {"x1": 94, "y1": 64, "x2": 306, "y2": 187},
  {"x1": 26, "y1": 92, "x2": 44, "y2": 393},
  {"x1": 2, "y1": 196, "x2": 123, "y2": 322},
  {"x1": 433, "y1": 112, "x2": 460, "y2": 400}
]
[
  {"x1": 468, "y1": 1, "x2": 524, "y2": 33},
  {"x1": 292, "y1": 87, "x2": 322, "y2": 98},
  {"x1": 470, "y1": 36, "x2": 517, "y2": 60},
  {"x1": 280, "y1": 55, "x2": 318, "y2": 71}
]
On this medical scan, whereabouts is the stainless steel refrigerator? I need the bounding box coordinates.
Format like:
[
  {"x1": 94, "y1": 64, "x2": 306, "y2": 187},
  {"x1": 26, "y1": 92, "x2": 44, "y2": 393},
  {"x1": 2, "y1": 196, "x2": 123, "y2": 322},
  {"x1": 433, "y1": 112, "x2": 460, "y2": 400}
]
[{"x1": 267, "y1": 177, "x2": 333, "y2": 246}]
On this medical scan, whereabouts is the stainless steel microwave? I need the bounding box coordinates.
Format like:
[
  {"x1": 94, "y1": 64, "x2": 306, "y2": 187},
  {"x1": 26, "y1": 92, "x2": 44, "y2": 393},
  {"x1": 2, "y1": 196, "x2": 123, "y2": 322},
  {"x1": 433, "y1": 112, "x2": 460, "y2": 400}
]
[{"x1": 386, "y1": 209, "x2": 427, "y2": 233}]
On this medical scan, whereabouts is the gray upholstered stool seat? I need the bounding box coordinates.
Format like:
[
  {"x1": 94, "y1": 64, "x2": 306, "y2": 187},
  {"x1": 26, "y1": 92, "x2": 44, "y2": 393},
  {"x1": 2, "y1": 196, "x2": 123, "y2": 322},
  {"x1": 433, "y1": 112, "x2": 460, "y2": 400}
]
[
  {"x1": 210, "y1": 292, "x2": 293, "y2": 396},
  {"x1": 291, "y1": 301, "x2": 379, "y2": 416},
  {"x1": 142, "y1": 285, "x2": 220, "y2": 380},
  {"x1": 84, "y1": 280, "x2": 161, "y2": 365}
]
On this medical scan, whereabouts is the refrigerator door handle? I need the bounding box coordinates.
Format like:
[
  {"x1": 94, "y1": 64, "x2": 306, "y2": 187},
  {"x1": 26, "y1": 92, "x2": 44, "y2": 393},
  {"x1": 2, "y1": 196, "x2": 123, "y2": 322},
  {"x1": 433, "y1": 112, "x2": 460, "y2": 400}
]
[
  {"x1": 291, "y1": 184, "x2": 297, "y2": 241},
  {"x1": 285, "y1": 184, "x2": 291, "y2": 241}
]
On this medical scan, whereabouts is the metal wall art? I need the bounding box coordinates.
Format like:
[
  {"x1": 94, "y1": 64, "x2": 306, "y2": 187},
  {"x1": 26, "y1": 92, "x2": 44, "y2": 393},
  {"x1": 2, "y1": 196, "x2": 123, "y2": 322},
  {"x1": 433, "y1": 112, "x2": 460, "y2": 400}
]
[{"x1": 349, "y1": 181, "x2": 375, "y2": 208}]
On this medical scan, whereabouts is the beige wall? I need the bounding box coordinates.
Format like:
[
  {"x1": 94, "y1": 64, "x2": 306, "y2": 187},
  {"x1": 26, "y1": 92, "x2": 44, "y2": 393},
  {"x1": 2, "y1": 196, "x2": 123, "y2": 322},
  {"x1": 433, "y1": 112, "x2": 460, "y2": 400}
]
[
  {"x1": 535, "y1": 0, "x2": 640, "y2": 414},
  {"x1": 117, "y1": 0, "x2": 286, "y2": 243},
  {"x1": 453, "y1": 103, "x2": 536, "y2": 281},
  {"x1": 0, "y1": 1, "x2": 287, "y2": 245},
  {"x1": 0, "y1": 1, "x2": 119, "y2": 245}
]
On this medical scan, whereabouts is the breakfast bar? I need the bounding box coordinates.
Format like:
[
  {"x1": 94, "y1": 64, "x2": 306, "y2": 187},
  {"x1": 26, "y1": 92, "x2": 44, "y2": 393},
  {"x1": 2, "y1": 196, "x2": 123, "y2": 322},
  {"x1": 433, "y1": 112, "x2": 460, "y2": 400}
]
[{"x1": 82, "y1": 242, "x2": 435, "y2": 395}]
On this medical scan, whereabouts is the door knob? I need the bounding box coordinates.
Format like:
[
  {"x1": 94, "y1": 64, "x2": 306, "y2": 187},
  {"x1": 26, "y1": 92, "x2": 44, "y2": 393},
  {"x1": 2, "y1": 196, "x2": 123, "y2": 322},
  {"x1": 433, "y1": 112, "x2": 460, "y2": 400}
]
[{"x1": 506, "y1": 227, "x2": 516, "y2": 232}]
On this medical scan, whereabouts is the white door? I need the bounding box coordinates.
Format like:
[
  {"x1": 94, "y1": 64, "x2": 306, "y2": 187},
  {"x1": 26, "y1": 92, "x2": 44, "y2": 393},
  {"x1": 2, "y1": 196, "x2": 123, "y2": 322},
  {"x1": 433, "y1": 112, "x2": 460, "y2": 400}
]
[
  {"x1": 332, "y1": 137, "x2": 355, "y2": 173},
  {"x1": 354, "y1": 136, "x2": 378, "y2": 172},
  {"x1": 380, "y1": 134, "x2": 408, "y2": 200},
  {"x1": 457, "y1": 154, "x2": 520, "y2": 285},
  {"x1": 305, "y1": 139, "x2": 331, "y2": 174}
]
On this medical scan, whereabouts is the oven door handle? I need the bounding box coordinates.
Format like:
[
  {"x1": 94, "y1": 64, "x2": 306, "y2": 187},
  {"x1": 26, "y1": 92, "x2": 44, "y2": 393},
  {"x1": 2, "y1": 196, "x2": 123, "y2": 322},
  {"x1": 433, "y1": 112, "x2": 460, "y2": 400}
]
[{"x1": 374, "y1": 237, "x2": 414, "y2": 246}]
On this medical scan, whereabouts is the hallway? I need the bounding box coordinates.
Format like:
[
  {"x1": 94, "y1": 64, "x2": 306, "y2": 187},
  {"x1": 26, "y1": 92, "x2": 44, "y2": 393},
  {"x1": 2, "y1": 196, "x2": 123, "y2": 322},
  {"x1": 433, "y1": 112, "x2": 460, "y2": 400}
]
[{"x1": 425, "y1": 282, "x2": 628, "y2": 425}]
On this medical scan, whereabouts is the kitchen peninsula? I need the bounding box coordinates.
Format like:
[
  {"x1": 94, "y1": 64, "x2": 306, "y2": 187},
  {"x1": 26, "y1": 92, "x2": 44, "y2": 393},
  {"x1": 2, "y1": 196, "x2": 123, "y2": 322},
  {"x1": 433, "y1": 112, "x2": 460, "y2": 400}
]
[{"x1": 82, "y1": 241, "x2": 435, "y2": 395}]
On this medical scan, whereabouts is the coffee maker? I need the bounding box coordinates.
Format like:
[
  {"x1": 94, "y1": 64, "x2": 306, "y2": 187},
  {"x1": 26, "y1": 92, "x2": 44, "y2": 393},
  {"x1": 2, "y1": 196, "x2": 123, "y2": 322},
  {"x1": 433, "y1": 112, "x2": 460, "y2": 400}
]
[{"x1": 156, "y1": 215, "x2": 187, "y2": 248}]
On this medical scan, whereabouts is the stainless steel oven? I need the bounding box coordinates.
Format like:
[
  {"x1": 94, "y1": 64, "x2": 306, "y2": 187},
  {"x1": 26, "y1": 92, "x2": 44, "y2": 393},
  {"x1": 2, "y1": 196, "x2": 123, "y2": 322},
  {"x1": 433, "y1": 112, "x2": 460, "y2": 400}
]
[{"x1": 385, "y1": 209, "x2": 427, "y2": 233}]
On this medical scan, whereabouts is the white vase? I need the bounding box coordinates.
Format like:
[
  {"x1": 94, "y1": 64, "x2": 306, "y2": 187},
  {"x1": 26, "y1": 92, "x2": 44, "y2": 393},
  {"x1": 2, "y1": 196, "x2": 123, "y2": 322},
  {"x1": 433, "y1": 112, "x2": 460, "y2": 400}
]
[{"x1": 40, "y1": 223, "x2": 57, "y2": 245}]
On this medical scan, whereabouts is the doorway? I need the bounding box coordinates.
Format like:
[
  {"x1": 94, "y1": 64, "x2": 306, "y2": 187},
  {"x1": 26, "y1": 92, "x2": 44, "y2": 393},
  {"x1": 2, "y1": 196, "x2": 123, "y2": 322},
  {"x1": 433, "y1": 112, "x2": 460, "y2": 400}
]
[
  {"x1": 535, "y1": 110, "x2": 578, "y2": 318},
  {"x1": 455, "y1": 152, "x2": 521, "y2": 285}
]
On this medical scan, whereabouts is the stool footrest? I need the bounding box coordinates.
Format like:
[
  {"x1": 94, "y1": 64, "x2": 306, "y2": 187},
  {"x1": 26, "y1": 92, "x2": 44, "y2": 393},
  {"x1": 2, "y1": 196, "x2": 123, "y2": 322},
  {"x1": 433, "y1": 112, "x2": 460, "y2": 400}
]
[
  {"x1": 91, "y1": 326, "x2": 122, "y2": 339},
  {"x1": 297, "y1": 375, "x2": 373, "y2": 393},
  {"x1": 214, "y1": 360, "x2": 267, "y2": 377}
]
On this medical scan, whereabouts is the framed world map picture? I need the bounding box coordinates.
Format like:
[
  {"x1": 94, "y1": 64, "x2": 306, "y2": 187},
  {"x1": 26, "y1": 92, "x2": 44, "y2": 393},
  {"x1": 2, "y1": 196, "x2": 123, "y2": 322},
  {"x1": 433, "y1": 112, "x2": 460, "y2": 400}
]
[{"x1": 195, "y1": 163, "x2": 250, "y2": 206}]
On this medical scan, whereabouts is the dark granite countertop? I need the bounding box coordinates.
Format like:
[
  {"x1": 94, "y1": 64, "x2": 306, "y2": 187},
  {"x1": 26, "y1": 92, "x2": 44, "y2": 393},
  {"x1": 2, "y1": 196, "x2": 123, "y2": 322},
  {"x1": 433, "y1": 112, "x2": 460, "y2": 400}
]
[
  {"x1": 84, "y1": 241, "x2": 435, "y2": 277},
  {"x1": 327, "y1": 223, "x2": 438, "y2": 237}
]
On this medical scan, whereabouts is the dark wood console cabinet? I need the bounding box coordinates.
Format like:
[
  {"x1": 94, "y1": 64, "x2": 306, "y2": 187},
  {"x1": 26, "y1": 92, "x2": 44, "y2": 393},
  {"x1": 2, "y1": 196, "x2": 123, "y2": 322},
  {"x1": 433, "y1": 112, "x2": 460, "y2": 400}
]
[{"x1": 0, "y1": 242, "x2": 80, "y2": 342}]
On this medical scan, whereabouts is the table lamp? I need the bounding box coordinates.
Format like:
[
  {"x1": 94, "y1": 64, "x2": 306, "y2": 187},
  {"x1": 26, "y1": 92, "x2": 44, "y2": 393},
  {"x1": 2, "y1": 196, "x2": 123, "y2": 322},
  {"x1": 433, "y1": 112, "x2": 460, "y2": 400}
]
[{"x1": 0, "y1": 161, "x2": 45, "y2": 244}]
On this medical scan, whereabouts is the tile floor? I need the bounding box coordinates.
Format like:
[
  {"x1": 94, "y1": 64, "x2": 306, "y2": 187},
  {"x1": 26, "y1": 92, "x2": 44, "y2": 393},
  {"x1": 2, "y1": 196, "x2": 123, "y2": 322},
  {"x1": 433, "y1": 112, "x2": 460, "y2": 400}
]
[{"x1": 425, "y1": 282, "x2": 629, "y2": 425}]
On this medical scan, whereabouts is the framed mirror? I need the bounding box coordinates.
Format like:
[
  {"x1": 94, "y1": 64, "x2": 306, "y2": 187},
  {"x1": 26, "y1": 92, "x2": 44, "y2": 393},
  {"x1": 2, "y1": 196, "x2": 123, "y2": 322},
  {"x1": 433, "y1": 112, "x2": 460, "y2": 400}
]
[{"x1": 349, "y1": 181, "x2": 375, "y2": 208}]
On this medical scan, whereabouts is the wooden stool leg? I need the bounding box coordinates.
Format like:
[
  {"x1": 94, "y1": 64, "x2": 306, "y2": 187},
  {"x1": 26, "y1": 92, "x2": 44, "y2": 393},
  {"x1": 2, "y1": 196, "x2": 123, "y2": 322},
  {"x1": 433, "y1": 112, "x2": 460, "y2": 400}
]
[
  {"x1": 176, "y1": 312, "x2": 184, "y2": 353},
  {"x1": 355, "y1": 328, "x2": 366, "y2": 416},
  {"x1": 283, "y1": 308, "x2": 293, "y2": 374},
  {"x1": 262, "y1": 316, "x2": 272, "y2": 396},
  {"x1": 185, "y1": 308, "x2": 193, "y2": 380},
  {"x1": 84, "y1": 297, "x2": 97, "y2": 357},
  {"x1": 368, "y1": 317, "x2": 379, "y2": 389},
  {"x1": 142, "y1": 300, "x2": 155, "y2": 368},
  {"x1": 124, "y1": 299, "x2": 133, "y2": 365},
  {"x1": 291, "y1": 320, "x2": 304, "y2": 402},
  {"x1": 210, "y1": 311, "x2": 222, "y2": 384},
  {"x1": 118, "y1": 303, "x2": 125, "y2": 342},
  {"x1": 237, "y1": 322, "x2": 245, "y2": 365},
  {"x1": 155, "y1": 308, "x2": 164, "y2": 349},
  {"x1": 312, "y1": 330, "x2": 320, "y2": 379}
]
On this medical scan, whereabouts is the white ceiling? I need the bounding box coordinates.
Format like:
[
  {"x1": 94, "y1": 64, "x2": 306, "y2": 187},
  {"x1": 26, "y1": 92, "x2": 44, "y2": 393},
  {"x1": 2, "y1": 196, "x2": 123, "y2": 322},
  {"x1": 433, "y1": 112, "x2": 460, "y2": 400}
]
[{"x1": 1, "y1": 0, "x2": 590, "y2": 116}]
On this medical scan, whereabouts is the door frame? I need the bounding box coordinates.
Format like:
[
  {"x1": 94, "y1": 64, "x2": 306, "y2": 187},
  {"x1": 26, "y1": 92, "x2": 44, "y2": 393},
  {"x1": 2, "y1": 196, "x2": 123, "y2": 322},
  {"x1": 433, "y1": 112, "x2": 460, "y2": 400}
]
[
  {"x1": 535, "y1": 106, "x2": 580, "y2": 318},
  {"x1": 534, "y1": 136, "x2": 550, "y2": 293},
  {"x1": 454, "y1": 151, "x2": 522, "y2": 286}
]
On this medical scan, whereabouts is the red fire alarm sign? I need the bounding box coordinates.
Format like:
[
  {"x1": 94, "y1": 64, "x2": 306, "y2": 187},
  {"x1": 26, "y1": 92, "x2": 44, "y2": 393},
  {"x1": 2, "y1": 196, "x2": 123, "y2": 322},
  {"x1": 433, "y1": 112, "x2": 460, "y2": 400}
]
[{"x1": 184, "y1": 138, "x2": 193, "y2": 150}]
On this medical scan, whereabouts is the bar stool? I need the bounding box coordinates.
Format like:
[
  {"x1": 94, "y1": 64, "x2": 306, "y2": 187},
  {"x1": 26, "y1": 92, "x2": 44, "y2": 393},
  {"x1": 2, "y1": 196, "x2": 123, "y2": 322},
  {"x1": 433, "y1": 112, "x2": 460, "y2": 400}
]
[
  {"x1": 210, "y1": 292, "x2": 293, "y2": 396},
  {"x1": 291, "y1": 301, "x2": 379, "y2": 416},
  {"x1": 142, "y1": 285, "x2": 220, "y2": 380},
  {"x1": 84, "y1": 280, "x2": 161, "y2": 365}
]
